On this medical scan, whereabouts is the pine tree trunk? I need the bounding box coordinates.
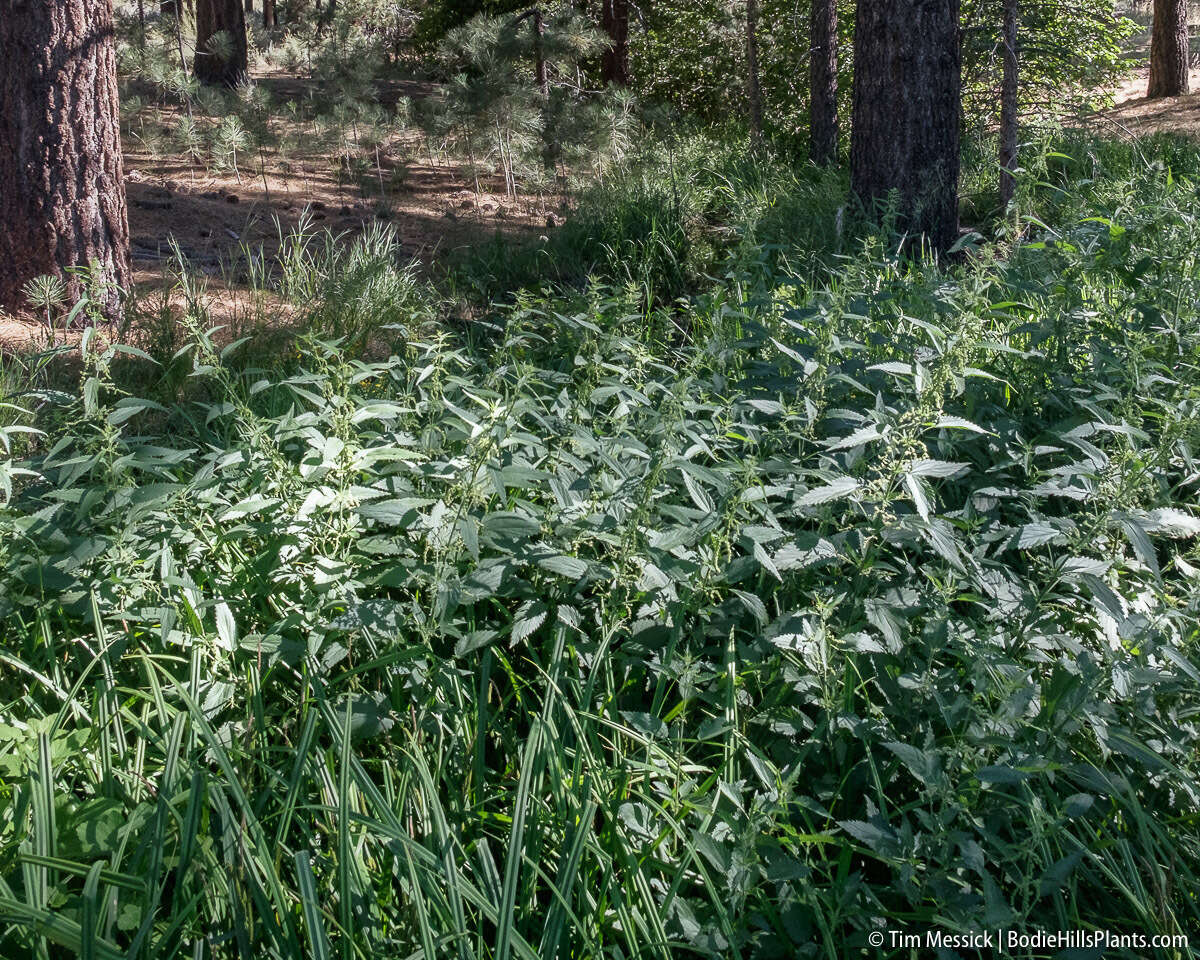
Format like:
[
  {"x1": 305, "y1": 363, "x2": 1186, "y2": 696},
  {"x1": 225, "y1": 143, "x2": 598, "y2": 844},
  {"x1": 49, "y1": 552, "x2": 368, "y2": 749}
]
[
  {"x1": 809, "y1": 0, "x2": 838, "y2": 165},
  {"x1": 533, "y1": 9, "x2": 548, "y2": 98},
  {"x1": 263, "y1": 0, "x2": 275, "y2": 29},
  {"x1": 850, "y1": 0, "x2": 961, "y2": 251},
  {"x1": 998, "y1": 0, "x2": 1019, "y2": 207},
  {"x1": 194, "y1": 0, "x2": 248, "y2": 87},
  {"x1": 746, "y1": 0, "x2": 764, "y2": 144},
  {"x1": 601, "y1": 0, "x2": 630, "y2": 86},
  {"x1": 1148, "y1": 0, "x2": 1189, "y2": 98},
  {"x1": 0, "y1": 0, "x2": 131, "y2": 320}
]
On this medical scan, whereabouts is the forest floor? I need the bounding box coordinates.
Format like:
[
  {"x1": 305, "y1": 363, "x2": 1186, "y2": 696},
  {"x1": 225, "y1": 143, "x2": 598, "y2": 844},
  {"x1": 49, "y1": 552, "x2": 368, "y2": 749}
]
[
  {"x1": 0, "y1": 70, "x2": 559, "y2": 350},
  {"x1": 1091, "y1": 65, "x2": 1200, "y2": 137},
  {"x1": 6, "y1": 62, "x2": 1200, "y2": 351}
]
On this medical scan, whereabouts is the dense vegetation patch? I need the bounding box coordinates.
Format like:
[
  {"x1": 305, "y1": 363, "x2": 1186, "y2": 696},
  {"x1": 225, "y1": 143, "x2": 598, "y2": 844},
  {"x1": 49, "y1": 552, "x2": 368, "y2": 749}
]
[{"x1": 1, "y1": 133, "x2": 1199, "y2": 957}]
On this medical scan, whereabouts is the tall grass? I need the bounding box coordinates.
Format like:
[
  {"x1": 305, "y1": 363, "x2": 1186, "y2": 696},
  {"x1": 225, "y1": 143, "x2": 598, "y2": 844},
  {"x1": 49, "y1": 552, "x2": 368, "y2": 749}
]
[
  {"x1": 0, "y1": 131, "x2": 1199, "y2": 958},
  {"x1": 445, "y1": 134, "x2": 848, "y2": 307}
]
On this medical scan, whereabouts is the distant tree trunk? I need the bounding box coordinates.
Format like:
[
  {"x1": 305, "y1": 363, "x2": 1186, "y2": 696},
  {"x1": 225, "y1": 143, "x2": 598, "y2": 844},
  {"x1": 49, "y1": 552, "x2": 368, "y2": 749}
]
[
  {"x1": 0, "y1": 0, "x2": 131, "y2": 321},
  {"x1": 244, "y1": 0, "x2": 253, "y2": 15},
  {"x1": 601, "y1": 0, "x2": 630, "y2": 86},
  {"x1": 1148, "y1": 0, "x2": 1189, "y2": 98},
  {"x1": 809, "y1": 0, "x2": 838, "y2": 165},
  {"x1": 263, "y1": 0, "x2": 275, "y2": 28},
  {"x1": 746, "y1": 0, "x2": 764, "y2": 144},
  {"x1": 172, "y1": 1, "x2": 190, "y2": 80},
  {"x1": 515, "y1": 8, "x2": 549, "y2": 97},
  {"x1": 998, "y1": 0, "x2": 1018, "y2": 207},
  {"x1": 533, "y1": 8, "x2": 548, "y2": 97},
  {"x1": 194, "y1": 0, "x2": 248, "y2": 87},
  {"x1": 850, "y1": 0, "x2": 961, "y2": 251},
  {"x1": 161, "y1": 0, "x2": 177, "y2": 15}
]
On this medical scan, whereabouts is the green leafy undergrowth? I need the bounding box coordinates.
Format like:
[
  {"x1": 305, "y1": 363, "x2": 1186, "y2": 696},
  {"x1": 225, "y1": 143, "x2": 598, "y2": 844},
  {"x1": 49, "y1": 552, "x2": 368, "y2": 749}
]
[
  {"x1": 1, "y1": 145, "x2": 1199, "y2": 959},
  {"x1": 446, "y1": 133, "x2": 848, "y2": 308}
]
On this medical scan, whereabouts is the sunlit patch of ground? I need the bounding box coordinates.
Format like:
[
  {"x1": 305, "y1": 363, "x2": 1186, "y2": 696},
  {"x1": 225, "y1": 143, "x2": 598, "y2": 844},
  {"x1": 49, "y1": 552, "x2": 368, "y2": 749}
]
[
  {"x1": 1090, "y1": 66, "x2": 1200, "y2": 139},
  {"x1": 1, "y1": 70, "x2": 562, "y2": 348}
]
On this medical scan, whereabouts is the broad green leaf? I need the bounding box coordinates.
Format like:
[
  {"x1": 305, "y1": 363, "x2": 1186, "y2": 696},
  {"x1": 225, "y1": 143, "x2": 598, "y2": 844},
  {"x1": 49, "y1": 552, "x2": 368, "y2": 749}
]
[{"x1": 798, "y1": 477, "x2": 859, "y2": 506}]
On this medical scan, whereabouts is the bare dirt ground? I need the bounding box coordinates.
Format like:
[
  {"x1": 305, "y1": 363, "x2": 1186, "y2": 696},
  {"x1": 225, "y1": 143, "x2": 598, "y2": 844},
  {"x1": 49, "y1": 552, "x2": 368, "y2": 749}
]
[
  {"x1": 120, "y1": 75, "x2": 554, "y2": 277},
  {"x1": 1, "y1": 71, "x2": 558, "y2": 350},
  {"x1": 1091, "y1": 65, "x2": 1200, "y2": 139}
]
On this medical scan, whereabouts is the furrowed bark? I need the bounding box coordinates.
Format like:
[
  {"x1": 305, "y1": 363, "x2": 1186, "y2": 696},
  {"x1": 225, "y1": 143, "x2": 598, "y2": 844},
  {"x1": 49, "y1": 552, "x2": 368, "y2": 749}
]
[
  {"x1": 1148, "y1": 0, "x2": 1189, "y2": 98},
  {"x1": 809, "y1": 0, "x2": 838, "y2": 165},
  {"x1": 850, "y1": 0, "x2": 962, "y2": 251},
  {"x1": 0, "y1": 0, "x2": 132, "y2": 320}
]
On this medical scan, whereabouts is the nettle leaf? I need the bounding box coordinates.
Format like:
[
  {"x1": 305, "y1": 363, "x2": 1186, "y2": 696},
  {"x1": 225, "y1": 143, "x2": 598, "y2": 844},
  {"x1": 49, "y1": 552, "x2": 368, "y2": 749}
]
[
  {"x1": 934, "y1": 415, "x2": 988, "y2": 434},
  {"x1": 356, "y1": 497, "x2": 433, "y2": 526},
  {"x1": 350, "y1": 401, "x2": 408, "y2": 424},
  {"x1": 1014, "y1": 522, "x2": 1064, "y2": 550},
  {"x1": 865, "y1": 599, "x2": 905, "y2": 652},
  {"x1": 329, "y1": 600, "x2": 407, "y2": 636},
  {"x1": 1160, "y1": 646, "x2": 1200, "y2": 685},
  {"x1": 920, "y1": 520, "x2": 965, "y2": 571},
  {"x1": 826, "y1": 425, "x2": 884, "y2": 452},
  {"x1": 481, "y1": 511, "x2": 541, "y2": 542},
  {"x1": 454, "y1": 629, "x2": 498, "y2": 657},
  {"x1": 842, "y1": 631, "x2": 887, "y2": 653},
  {"x1": 798, "y1": 476, "x2": 859, "y2": 506},
  {"x1": 461, "y1": 559, "x2": 514, "y2": 601},
  {"x1": 338, "y1": 691, "x2": 395, "y2": 740},
  {"x1": 107, "y1": 398, "x2": 165, "y2": 426},
  {"x1": 557, "y1": 604, "x2": 581, "y2": 630},
  {"x1": 908, "y1": 458, "x2": 970, "y2": 479},
  {"x1": 1145, "y1": 508, "x2": 1200, "y2": 538},
  {"x1": 867, "y1": 361, "x2": 914, "y2": 377},
  {"x1": 773, "y1": 534, "x2": 837, "y2": 571},
  {"x1": 883, "y1": 741, "x2": 940, "y2": 786},
  {"x1": 201, "y1": 679, "x2": 235, "y2": 718},
  {"x1": 976, "y1": 765, "x2": 1033, "y2": 785},
  {"x1": 733, "y1": 589, "x2": 769, "y2": 626},
  {"x1": 752, "y1": 540, "x2": 781, "y2": 582},
  {"x1": 1061, "y1": 556, "x2": 1111, "y2": 577},
  {"x1": 744, "y1": 398, "x2": 783, "y2": 416},
  {"x1": 1081, "y1": 574, "x2": 1126, "y2": 623},
  {"x1": 221, "y1": 495, "x2": 281, "y2": 521},
  {"x1": 838, "y1": 819, "x2": 897, "y2": 856},
  {"x1": 510, "y1": 600, "x2": 549, "y2": 645},
  {"x1": 214, "y1": 601, "x2": 236, "y2": 651},
  {"x1": 537, "y1": 554, "x2": 588, "y2": 579},
  {"x1": 1118, "y1": 516, "x2": 1160, "y2": 577},
  {"x1": 681, "y1": 470, "x2": 715, "y2": 512},
  {"x1": 619, "y1": 712, "x2": 668, "y2": 740},
  {"x1": 904, "y1": 473, "x2": 931, "y2": 521}
]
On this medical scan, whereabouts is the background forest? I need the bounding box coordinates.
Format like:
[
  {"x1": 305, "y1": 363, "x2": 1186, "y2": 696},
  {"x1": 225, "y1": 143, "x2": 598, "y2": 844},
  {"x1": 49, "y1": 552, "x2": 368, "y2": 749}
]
[{"x1": 1, "y1": 0, "x2": 1200, "y2": 958}]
